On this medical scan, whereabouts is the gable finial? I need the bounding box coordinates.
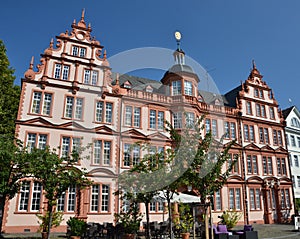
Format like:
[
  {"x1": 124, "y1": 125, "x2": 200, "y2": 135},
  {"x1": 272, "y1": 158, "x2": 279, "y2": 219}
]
[
  {"x1": 29, "y1": 56, "x2": 34, "y2": 69},
  {"x1": 81, "y1": 8, "x2": 85, "y2": 22},
  {"x1": 252, "y1": 59, "x2": 256, "y2": 69}
]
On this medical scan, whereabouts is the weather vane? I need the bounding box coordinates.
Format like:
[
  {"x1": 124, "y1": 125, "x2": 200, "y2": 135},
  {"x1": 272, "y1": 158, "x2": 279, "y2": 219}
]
[{"x1": 174, "y1": 31, "x2": 182, "y2": 50}]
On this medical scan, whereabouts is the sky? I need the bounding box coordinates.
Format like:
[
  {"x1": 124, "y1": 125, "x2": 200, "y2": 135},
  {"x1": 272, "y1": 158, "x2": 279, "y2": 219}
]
[{"x1": 1, "y1": 0, "x2": 300, "y2": 110}]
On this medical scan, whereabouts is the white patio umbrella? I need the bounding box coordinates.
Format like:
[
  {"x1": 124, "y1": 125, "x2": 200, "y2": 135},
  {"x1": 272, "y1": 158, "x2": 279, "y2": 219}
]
[{"x1": 154, "y1": 190, "x2": 200, "y2": 203}]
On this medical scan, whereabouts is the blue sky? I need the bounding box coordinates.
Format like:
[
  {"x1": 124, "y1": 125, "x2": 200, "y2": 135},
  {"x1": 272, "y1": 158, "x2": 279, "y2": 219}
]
[{"x1": 1, "y1": 0, "x2": 299, "y2": 110}]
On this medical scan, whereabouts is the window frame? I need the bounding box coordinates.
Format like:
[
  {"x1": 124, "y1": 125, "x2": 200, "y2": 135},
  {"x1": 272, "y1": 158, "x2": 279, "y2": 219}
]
[
  {"x1": 30, "y1": 91, "x2": 53, "y2": 116},
  {"x1": 53, "y1": 63, "x2": 70, "y2": 80}
]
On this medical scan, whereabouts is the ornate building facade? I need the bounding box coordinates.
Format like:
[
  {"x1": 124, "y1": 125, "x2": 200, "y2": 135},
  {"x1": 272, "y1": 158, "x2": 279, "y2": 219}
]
[
  {"x1": 283, "y1": 106, "x2": 300, "y2": 208},
  {"x1": 2, "y1": 13, "x2": 294, "y2": 233}
]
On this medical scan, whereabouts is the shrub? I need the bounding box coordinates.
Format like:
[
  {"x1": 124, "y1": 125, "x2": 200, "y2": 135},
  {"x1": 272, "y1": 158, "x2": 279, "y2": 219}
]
[
  {"x1": 219, "y1": 209, "x2": 242, "y2": 229},
  {"x1": 67, "y1": 217, "x2": 87, "y2": 236}
]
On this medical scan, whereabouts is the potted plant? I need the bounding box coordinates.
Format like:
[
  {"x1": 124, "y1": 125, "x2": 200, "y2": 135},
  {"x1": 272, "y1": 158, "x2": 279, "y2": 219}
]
[
  {"x1": 36, "y1": 211, "x2": 63, "y2": 239},
  {"x1": 66, "y1": 217, "x2": 87, "y2": 239},
  {"x1": 218, "y1": 209, "x2": 242, "y2": 230},
  {"x1": 114, "y1": 201, "x2": 143, "y2": 239},
  {"x1": 174, "y1": 203, "x2": 194, "y2": 239}
]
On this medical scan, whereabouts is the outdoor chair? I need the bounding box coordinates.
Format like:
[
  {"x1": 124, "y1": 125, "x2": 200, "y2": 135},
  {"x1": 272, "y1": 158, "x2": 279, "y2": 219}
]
[
  {"x1": 212, "y1": 225, "x2": 229, "y2": 239},
  {"x1": 233, "y1": 225, "x2": 258, "y2": 239}
]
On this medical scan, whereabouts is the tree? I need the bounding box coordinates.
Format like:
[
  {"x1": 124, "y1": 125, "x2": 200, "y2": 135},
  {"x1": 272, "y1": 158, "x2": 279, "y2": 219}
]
[
  {"x1": 117, "y1": 115, "x2": 235, "y2": 239},
  {"x1": 25, "y1": 146, "x2": 92, "y2": 239},
  {"x1": 171, "y1": 116, "x2": 236, "y2": 238},
  {"x1": 0, "y1": 40, "x2": 20, "y2": 136},
  {"x1": 0, "y1": 39, "x2": 22, "y2": 234},
  {"x1": 0, "y1": 136, "x2": 29, "y2": 234}
]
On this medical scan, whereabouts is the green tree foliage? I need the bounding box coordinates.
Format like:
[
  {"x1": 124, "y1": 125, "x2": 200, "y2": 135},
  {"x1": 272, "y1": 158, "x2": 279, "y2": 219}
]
[
  {"x1": 25, "y1": 147, "x2": 92, "y2": 239},
  {"x1": 0, "y1": 40, "x2": 20, "y2": 136},
  {"x1": 0, "y1": 136, "x2": 29, "y2": 233},
  {"x1": 117, "y1": 115, "x2": 235, "y2": 239}
]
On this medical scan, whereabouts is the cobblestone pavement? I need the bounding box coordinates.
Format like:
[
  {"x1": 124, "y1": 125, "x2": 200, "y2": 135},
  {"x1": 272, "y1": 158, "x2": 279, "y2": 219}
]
[
  {"x1": 233, "y1": 224, "x2": 300, "y2": 239},
  {"x1": 1, "y1": 224, "x2": 300, "y2": 239}
]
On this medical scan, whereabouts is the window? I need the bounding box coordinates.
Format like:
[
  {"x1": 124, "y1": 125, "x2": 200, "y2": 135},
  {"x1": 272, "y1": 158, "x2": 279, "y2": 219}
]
[
  {"x1": 291, "y1": 117, "x2": 300, "y2": 128},
  {"x1": 244, "y1": 124, "x2": 255, "y2": 142},
  {"x1": 95, "y1": 101, "x2": 113, "y2": 123},
  {"x1": 229, "y1": 188, "x2": 241, "y2": 210},
  {"x1": 57, "y1": 186, "x2": 77, "y2": 212},
  {"x1": 261, "y1": 105, "x2": 266, "y2": 117},
  {"x1": 84, "y1": 69, "x2": 98, "y2": 85},
  {"x1": 93, "y1": 140, "x2": 111, "y2": 165},
  {"x1": 262, "y1": 156, "x2": 273, "y2": 175},
  {"x1": 273, "y1": 130, "x2": 283, "y2": 146},
  {"x1": 247, "y1": 155, "x2": 258, "y2": 174},
  {"x1": 67, "y1": 185, "x2": 76, "y2": 212},
  {"x1": 26, "y1": 133, "x2": 48, "y2": 151},
  {"x1": 292, "y1": 176, "x2": 295, "y2": 188},
  {"x1": 149, "y1": 200, "x2": 164, "y2": 213},
  {"x1": 259, "y1": 90, "x2": 264, "y2": 98},
  {"x1": 31, "y1": 182, "x2": 42, "y2": 211},
  {"x1": 244, "y1": 125, "x2": 249, "y2": 141},
  {"x1": 80, "y1": 48, "x2": 86, "y2": 57},
  {"x1": 72, "y1": 46, "x2": 86, "y2": 57},
  {"x1": 148, "y1": 146, "x2": 165, "y2": 168},
  {"x1": 246, "y1": 102, "x2": 252, "y2": 115},
  {"x1": 18, "y1": 181, "x2": 42, "y2": 212},
  {"x1": 72, "y1": 46, "x2": 79, "y2": 56},
  {"x1": 185, "y1": 112, "x2": 195, "y2": 128},
  {"x1": 149, "y1": 109, "x2": 164, "y2": 130},
  {"x1": 172, "y1": 81, "x2": 182, "y2": 96},
  {"x1": 269, "y1": 107, "x2": 275, "y2": 119},
  {"x1": 61, "y1": 136, "x2": 81, "y2": 158},
  {"x1": 280, "y1": 189, "x2": 290, "y2": 209},
  {"x1": 298, "y1": 137, "x2": 300, "y2": 148},
  {"x1": 256, "y1": 104, "x2": 261, "y2": 117},
  {"x1": 294, "y1": 155, "x2": 299, "y2": 167},
  {"x1": 124, "y1": 106, "x2": 141, "y2": 127},
  {"x1": 57, "y1": 192, "x2": 66, "y2": 212},
  {"x1": 212, "y1": 119, "x2": 218, "y2": 137},
  {"x1": 249, "y1": 188, "x2": 261, "y2": 210},
  {"x1": 90, "y1": 184, "x2": 110, "y2": 212},
  {"x1": 205, "y1": 119, "x2": 211, "y2": 134},
  {"x1": 64, "y1": 96, "x2": 84, "y2": 120},
  {"x1": 291, "y1": 135, "x2": 296, "y2": 147},
  {"x1": 297, "y1": 176, "x2": 300, "y2": 188},
  {"x1": 123, "y1": 144, "x2": 140, "y2": 167},
  {"x1": 277, "y1": 158, "x2": 287, "y2": 175},
  {"x1": 254, "y1": 89, "x2": 259, "y2": 97},
  {"x1": 18, "y1": 181, "x2": 30, "y2": 211},
  {"x1": 225, "y1": 122, "x2": 236, "y2": 139},
  {"x1": 173, "y1": 112, "x2": 182, "y2": 129},
  {"x1": 31, "y1": 91, "x2": 53, "y2": 116},
  {"x1": 249, "y1": 125, "x2": 255, "y2": 142},
  {"x1": 184, "y1": 81, "x2": 192, "y2": 96},
  {"x1": 213, "y1": 189, "x2": 222, "y2": 211},
  {"x1": 54, "y1": 63, "x2": 70, "y2": 80},
  {"x1": 259, "y1": 128, "x2": 266, "y2": 144},
  {"x1": 228, "y1": 154, "x2": 239, "y2": 173}
]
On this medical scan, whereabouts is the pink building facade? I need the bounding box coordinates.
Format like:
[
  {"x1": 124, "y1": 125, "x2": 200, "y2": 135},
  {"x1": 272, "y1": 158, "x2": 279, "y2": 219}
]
[{"x1": 2, "y1": 13, "x2": 294, "y2": 233}]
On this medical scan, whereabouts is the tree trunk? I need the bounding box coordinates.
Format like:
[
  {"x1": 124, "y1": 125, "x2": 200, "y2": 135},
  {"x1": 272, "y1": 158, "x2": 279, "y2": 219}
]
[
  {"x1": 47, "y1": 204, "x2": 53, "y2": 239},
  {"x1": 145, "y1": 201, "x2": 151, "y2": 239},
  {"x1": 0, "y1": 197, "x2": 5, "y2": 235},
  {"x1": 167, "y1": 197, "x2": 173, "y2": 239}
]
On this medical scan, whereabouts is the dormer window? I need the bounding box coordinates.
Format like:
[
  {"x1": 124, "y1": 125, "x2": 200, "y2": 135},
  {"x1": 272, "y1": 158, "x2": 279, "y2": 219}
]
[
  {"x1": 184, "y1": 80, "x2": 192, "y2": 96},
  {"x1": 291, "y1": 117, "x2": 300, "y2": 128},
  {"x1": 172, "y1": 81, "x2": 182, "y2": 96},
  {"x1": 145, "y1": 85, "x2": 153, "y2": 93},
  {"x1": 123, "y1": 81, "x2": 132, "y2": 89}
]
